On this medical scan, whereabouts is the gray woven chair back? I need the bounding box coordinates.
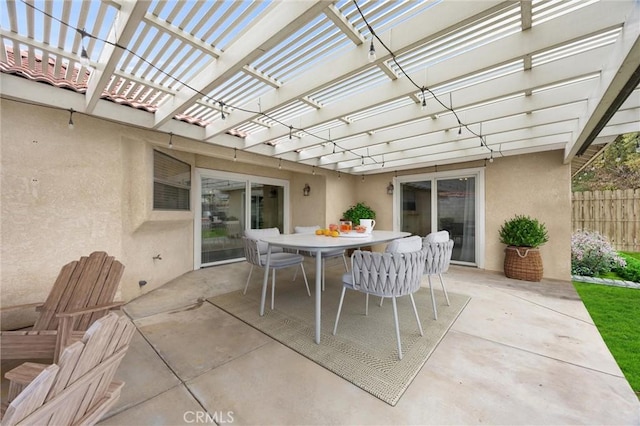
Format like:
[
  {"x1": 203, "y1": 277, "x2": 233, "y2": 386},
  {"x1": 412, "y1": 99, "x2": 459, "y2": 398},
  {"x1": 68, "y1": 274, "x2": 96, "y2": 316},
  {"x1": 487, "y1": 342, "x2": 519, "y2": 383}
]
[
  {"x1": 242, "y1": 237, "x2": 263, "y2": 267},
  {"x1": 351, "y1": 249, "x2": 427, "y2": 297},
  {"x1": 422, "y1": 240, "x2": 454, "y2": 274}
]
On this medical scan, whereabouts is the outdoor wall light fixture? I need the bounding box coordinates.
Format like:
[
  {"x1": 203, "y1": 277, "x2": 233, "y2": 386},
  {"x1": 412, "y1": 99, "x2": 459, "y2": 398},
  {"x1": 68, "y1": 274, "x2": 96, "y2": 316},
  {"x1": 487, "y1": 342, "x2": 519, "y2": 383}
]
[
  {"x1": 386, "y1": 182, "x2": 394, "y2": 195},
  {"x1": 68, "y1": 108, "x2": 75, "y2": 129},
  {"x1": 303, "y1": 183, "x2": 311, "y2": 196}
]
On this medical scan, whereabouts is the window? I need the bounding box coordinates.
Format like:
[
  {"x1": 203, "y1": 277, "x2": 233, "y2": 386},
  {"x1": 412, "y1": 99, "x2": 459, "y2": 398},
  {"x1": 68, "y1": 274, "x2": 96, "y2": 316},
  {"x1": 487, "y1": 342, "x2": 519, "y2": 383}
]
[{"x1": 153, "y1": 150, "x2": 191, "y2": 210}]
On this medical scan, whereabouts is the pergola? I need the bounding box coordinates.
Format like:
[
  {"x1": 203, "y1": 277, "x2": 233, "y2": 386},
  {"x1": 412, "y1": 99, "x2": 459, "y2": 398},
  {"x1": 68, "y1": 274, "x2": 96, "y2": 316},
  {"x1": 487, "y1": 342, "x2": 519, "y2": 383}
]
[{"x1": 1, "y1": 0, "x2": 639, "y2": 174}]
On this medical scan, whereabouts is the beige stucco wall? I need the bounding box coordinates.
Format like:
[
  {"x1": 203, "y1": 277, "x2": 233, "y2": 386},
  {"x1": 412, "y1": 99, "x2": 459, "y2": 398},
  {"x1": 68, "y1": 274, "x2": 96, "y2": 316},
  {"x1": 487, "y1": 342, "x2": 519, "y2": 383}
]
[
  {"x1": 0, "y1": 101, "x2": 199, "y2": 329},
  {"x1": 485, "y1": 150, "x2": 572, "y2": 280},
  {"x1": 1, "y1": 101, "x2": 572, "y2": 328}
]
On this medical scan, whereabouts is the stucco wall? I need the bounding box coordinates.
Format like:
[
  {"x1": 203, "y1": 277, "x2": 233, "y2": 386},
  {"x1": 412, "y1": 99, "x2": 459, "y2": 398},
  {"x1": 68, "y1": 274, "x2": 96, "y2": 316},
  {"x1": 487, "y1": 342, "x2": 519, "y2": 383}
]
[
  {"x1": 485, "y1": 150, "x2": 571, "y2": 280},
  {"x1": 1, "y1": 101, "x2": 196, "y2": 328},
  {"x1": 1, "y1": 101, "x2": 572, "y2": 330},
  {"x1": 2, "y1": 102, "x2": 126, "y2": 327}
]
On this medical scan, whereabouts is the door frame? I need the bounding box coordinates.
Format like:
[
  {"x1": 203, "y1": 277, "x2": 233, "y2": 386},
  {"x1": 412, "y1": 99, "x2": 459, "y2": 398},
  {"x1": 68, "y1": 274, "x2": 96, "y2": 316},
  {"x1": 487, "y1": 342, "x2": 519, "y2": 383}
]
[
  {"x1": 392, "y1": 167, "x2": 485, "y2": 268},
  {"x1": 194, "y1": 168, "x2": 290, "y2": 269}
]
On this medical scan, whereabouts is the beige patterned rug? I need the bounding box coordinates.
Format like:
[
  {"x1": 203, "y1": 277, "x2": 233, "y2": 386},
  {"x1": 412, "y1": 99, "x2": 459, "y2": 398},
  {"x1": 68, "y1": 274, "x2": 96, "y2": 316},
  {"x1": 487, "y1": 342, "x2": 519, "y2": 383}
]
[{"x1": 208, "y1": 276, "x2": 469, "y2": 406}]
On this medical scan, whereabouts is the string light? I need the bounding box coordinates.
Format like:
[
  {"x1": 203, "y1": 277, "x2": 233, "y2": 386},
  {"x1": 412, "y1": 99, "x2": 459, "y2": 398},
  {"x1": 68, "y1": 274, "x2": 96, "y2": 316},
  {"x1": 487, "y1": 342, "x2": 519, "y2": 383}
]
[
  {"x1": 233, "y1": 148, "x2": 237, "y2": 162},
  {"x1": 278, "y1": 158, "x2": 282, "y2": 169},
  {"x1": 25, "y1": 0, "x2": 492, "y2": 172},
  {"x1": 420, "y1": 88, "x2": 426, "y2": 111},
  {"x1": 354, "y1": 0, "x2": 492, "y2": 156},
  {"x1": 25, "y1": 1, "x2": 386, "y2": 168},
  {"x1": 77, "y1": 28, "x2": 90, "y2": 67},
  {"x1": 168, "y1": 132, "x2": 173, "y2": 149},
  {"x1": 367, "y1": 38, "x2": 376, "y2": 62},
  {"x1": 67, "y1": 108, "x2": 75, "y2": 129},
  {"x1": 312, "y1": 166, "x2": 316, "y2": 175}
]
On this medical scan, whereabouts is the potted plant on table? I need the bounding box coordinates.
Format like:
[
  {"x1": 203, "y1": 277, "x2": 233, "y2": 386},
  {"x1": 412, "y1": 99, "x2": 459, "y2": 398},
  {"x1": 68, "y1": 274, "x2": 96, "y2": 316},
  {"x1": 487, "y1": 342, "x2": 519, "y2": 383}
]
[
  {"x1": 499, "y1": 215, "x2": 549, "y2": 282},
  {"x1": 342, "y1": 202, "x2": 376, "y2": 252},
  {"x1": 342, "y1": 202, "x2": 376, "y2": 226}
]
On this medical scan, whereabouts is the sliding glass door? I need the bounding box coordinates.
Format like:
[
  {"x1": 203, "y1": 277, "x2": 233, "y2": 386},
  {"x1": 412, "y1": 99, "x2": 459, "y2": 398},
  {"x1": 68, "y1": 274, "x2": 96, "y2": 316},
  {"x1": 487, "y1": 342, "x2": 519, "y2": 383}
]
[
  {"x1": 397, "y1": 168, "x2": 483, "y2": 266},
  {"x1": 437, "y1": 177, "x2": 476, "y2": 263},
  {"x1": 196, "y1": 170, "x2": 288, "y2": 268},
  {"x1": 200, "y1": 176, "x2": 246, "y2": 265}
]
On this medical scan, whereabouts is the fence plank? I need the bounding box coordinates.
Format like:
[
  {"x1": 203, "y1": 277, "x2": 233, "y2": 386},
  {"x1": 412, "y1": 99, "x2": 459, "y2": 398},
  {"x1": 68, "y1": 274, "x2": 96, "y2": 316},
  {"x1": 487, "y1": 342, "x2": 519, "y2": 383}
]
[{"x1": 572, "y1": 189, "x2": 640, "y2": 252}]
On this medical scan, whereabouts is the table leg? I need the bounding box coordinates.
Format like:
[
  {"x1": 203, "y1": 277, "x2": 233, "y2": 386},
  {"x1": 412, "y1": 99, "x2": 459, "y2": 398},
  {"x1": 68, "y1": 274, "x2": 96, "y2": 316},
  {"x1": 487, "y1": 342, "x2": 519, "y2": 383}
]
[
  {"x1": 315, "y1": 249, "x2": 322, "y2": 344},
  {"x1": 260, "y1": 245, "x2": 272, "y2": 316}
]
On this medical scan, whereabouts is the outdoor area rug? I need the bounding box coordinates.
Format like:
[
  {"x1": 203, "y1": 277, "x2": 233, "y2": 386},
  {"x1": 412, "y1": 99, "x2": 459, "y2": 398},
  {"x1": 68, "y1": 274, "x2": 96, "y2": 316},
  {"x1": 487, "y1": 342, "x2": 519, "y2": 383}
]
[{"x1": 208, "y1": 277, "x2": 470, "y2": 406}]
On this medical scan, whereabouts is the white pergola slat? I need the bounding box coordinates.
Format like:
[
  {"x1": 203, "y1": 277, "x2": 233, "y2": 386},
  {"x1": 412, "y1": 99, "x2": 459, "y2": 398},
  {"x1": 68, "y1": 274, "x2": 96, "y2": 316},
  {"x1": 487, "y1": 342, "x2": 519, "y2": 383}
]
[{"x1": 0, "y1": 0, "x2": 638, "y2": 175}]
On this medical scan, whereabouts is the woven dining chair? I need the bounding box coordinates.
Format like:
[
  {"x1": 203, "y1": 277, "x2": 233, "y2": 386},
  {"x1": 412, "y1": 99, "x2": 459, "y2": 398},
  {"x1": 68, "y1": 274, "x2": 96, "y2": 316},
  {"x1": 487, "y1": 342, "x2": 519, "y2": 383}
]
[
  {"x1": 242, "y1": 231, "x2": 310, "y2": 310},
  {"x1": 333, "y1": 248, "x2": 427, "y2": 360},
  {"x1": 422, "y1": 231, "x2": 454, "y2": 320}
]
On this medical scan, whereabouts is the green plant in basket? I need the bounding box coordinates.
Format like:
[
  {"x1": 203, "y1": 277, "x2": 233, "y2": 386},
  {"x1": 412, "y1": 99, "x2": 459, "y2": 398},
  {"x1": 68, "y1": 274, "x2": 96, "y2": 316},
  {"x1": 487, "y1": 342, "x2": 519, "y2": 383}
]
[
  {"x1": 499, "y1": 215, "x2": 549, "y2": 248},
  {"x1": 342, "y1": 202, "x2": 376, "y2": 226}
]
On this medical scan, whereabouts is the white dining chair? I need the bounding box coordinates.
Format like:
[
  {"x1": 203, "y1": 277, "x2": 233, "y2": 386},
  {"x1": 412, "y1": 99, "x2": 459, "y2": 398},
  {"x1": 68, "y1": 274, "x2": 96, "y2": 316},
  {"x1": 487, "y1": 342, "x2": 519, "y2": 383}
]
[
  {"x1": 242, "y1": 229, "x2": 310, "y2": 310},
  {"x1": 422, "y1": 231, "x2": 454, "y2": 320},
  {"x1": 292, "y1": 225, "x2": 349, "y2": 291},
  {"x1": 333, "y1": 248, "x2": 427, "y2": 360},
  {"x1": 379, "y1": 235, "x2": 424, "y2": 308}
]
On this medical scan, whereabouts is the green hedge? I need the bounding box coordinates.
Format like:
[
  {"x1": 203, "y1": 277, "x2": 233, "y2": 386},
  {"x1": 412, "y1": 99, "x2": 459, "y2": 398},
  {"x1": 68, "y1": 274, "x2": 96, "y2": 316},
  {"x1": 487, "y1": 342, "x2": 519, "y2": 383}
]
[{"x1": 614, "y1": 252, "x2": 640, "y2": 282}]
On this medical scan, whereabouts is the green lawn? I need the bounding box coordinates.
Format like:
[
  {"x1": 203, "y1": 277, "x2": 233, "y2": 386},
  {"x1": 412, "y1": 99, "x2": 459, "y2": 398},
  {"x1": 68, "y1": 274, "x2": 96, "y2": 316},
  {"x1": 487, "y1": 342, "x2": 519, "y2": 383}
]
[{"x1": 573, "y1": 282, "x2": 640, "y2": 398}]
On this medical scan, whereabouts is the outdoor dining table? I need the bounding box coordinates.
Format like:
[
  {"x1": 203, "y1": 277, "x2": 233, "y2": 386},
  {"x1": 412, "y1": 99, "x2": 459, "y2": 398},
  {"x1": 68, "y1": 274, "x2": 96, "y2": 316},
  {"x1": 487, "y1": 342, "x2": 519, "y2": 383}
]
[{"x1": 259, "y1": 230, "x2": 411, "y2": 344}]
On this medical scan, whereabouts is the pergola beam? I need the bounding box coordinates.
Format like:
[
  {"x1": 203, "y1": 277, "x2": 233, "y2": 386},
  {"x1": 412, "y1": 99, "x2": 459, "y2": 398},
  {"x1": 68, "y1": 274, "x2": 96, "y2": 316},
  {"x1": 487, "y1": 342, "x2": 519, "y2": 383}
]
[
  {"x1": 153, "y1": 1, "x2": 330, "y2": 129},
  {"x1": 564, "y1": 2, "x2": 640, "y2": 163},
  {"x1": 84, "y1": 0, "x2": 149, "y2": 112}
]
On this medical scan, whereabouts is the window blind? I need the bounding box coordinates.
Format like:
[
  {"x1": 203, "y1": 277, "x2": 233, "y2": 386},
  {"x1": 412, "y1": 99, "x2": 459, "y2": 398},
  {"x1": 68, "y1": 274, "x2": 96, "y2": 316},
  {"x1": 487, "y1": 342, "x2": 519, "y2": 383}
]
[{"x1": 153, "y1": 150, "x2": 191, "y2": 210}]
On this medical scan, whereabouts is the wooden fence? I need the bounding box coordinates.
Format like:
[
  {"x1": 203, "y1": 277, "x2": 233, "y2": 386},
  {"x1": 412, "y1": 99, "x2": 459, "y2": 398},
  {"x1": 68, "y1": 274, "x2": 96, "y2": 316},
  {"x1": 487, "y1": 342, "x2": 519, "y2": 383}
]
[{"x1": 572, "y1": 189, "x2": 640, "y2": 252}]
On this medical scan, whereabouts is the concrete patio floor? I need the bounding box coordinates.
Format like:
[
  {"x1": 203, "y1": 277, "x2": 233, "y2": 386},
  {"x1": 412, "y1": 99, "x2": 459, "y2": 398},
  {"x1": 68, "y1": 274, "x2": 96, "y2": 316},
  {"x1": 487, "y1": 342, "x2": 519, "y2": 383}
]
[{"x1": 5, "y1": 260, "x2": 639, "y2": 425}]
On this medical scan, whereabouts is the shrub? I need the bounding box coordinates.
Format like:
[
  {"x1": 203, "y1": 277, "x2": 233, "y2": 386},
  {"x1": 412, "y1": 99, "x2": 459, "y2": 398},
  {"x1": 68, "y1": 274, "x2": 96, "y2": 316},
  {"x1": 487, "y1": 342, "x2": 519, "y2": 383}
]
[
  {"x1": 614, "y1": 253, "x2": 640, "y2": 282},
  {"x1": 499, "y1": 215, "x2": 549, "y2": 247},
  {"x1": 571, "y1": 231, "x2": 626, "y2": 276}
]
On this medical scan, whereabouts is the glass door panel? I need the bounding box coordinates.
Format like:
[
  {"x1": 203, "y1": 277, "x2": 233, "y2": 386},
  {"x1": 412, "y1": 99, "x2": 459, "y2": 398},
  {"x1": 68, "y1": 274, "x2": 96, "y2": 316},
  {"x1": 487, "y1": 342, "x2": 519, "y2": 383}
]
[
  {"x1": 437, "y1": 177, "x2": 476, "y2": 263},
  {"x1": 250, "y1": 183, "x2": 284, "y2": 232},
  {"x1": 201, "y1": 177, "x2": 245, "y2": 265},
  {"x1": 400, "y1": 181, "x2": 432, "y2": 236}
]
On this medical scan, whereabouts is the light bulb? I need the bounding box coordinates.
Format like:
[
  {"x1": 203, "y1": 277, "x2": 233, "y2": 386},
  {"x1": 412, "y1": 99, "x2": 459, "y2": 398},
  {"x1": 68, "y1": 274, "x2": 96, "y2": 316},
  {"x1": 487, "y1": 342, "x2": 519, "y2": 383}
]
[
  {"x1": 367, "y1": 40, "x2": 376, "y2": 62},
  {"x1": 80, "y1": 46, "x2": 90, "y2": 67}
]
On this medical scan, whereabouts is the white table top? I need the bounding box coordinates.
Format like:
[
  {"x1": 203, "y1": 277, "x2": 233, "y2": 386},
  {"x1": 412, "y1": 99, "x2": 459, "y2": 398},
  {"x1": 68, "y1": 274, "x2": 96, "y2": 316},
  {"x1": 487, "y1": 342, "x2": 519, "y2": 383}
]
[
  {"x1": 258, "y1": 230, "x2": 411, "y2": 344},
  {"x1": 260, "y1": 230, "x2": 411, "y2": 251}
]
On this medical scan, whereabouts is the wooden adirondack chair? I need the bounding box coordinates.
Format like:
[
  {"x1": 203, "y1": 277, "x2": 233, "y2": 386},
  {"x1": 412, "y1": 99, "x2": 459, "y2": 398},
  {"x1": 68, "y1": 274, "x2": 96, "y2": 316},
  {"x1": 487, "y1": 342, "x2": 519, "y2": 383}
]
[
  {"x1": 0, "y1": 251, "x2": 124, "y2": 362},
  {"x1": 1, "y1": 312, "x2": 136, "y2": 426}
]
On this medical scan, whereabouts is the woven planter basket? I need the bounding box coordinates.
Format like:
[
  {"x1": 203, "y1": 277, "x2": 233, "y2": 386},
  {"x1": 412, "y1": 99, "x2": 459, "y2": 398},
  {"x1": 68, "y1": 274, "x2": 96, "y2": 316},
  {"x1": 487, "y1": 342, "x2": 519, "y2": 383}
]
[{"x1": 504, "y1": 246, "x2": 543, "y2": 282}]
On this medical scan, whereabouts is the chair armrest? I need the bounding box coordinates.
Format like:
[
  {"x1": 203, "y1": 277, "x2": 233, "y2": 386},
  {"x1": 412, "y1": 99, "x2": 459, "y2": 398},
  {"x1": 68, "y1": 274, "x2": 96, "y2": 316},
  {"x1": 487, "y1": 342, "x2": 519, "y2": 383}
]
[
  {"x1": 0, "y1": 302, "x2": 44, "y2": 313},
  {"x1": 55, "y1": 301, "x2": 124, "y2": 319},
  {"x1": 52, "y1": 301, "x2": 124, "y2": 363}
]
